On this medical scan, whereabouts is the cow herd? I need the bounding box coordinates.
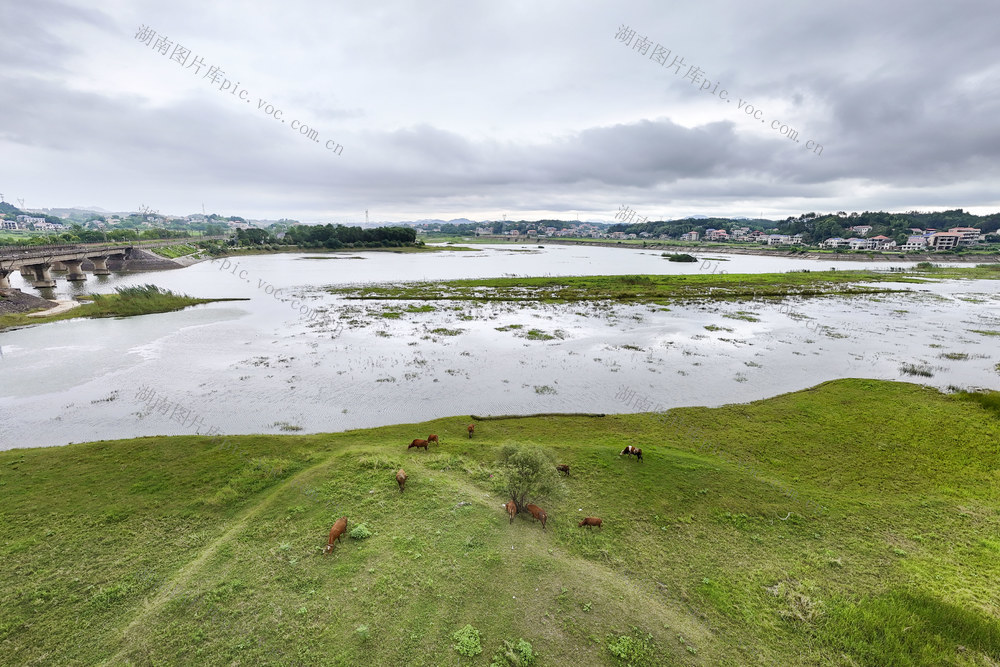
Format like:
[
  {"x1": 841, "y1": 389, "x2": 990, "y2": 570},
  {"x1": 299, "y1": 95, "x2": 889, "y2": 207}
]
[{"x1": 322, "y1": 422, "x2": 645, "y2": 553}]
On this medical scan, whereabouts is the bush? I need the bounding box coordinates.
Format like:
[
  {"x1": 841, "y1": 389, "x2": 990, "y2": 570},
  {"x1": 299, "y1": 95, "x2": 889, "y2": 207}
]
[
  {"x1": 349, "y1": 523, "x2": 372, "y2": 540},
  {"x1": 617, "y1": 275, "x2": 654, "y2": 285},
  {"x1": 452, "y1": 624, "x2": 482, "y2": 658},
  {"x1": 665, "y1": 253, "x2": 697, "y2": 262},
  {"x1": 606, "y1": 629, "x2": 655, "y2": 665},
  {"x1": 494, "y1": 443, "x2": 564, "y2": 510},
  {"x1": 490, "y1": 638, "x2": 536, "y2": 666}
]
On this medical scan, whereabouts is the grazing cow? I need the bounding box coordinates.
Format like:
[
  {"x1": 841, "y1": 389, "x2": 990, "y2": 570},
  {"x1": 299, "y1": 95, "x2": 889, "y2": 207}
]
[
  {"x1": 502, "y1": 500, "x2": 517, "y2": 524},
  {"x1": 467, "y1": 423, "x2": 475, "y2": 439},
  {"x1": 620, "y1": 445, "x2": 643, "y2": 462},
  {"x1": 323, "y1": 517, "x2": 348, "y2": 554},
  {"x1": 396, "y1": 469, "x2": 407, "y2": 493},
  {"x1": 427, "y1": 434, "x2": 439, "y2": 445},
  {"x1": 408, "y1": 439, "x2": 429, "y2": 451},
  {"x1": 578, "y1": 517, "x2": 603, "y2": 529},
  {"x1": 524, "y1": 504, "x2": 548, "y2": 531},
  {"x1": 556, "y1": 464, "x2": 570, "y2": 475}
]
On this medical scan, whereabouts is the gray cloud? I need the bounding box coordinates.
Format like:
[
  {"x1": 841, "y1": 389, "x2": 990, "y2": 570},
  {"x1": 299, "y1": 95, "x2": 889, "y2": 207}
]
[{"x1": 1, "y1": 0, "x2": 998, "y2": 221}]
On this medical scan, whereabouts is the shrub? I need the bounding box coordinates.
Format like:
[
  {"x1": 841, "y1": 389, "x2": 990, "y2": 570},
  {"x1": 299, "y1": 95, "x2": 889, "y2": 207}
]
[
  {"x1": 494, "y1": 443, "x2": 564, "y2": 510},
  {"x1": 349, "y1": 523, "x2": 372, "y2": 540},
  {"x1": 665, "y1": 253, "x2": 697, "y2": 262},
  {"x1": 617, "y1": 274, "x2": 654, "y2": 285},
  {"x1": 452, "y1": 624, "x2": 483, "y2": 658},
  {"x1": 606, "y1": 629, "x2": 655, "y2": 665},
  {"x1": 490, "y1": 638, "x2": 536, "y2": 666}
]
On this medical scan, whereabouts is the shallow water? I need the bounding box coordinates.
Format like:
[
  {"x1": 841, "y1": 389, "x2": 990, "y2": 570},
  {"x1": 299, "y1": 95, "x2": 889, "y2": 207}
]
[{"x1": 1, "y1": 245, "x2": 997, "y2": 450}]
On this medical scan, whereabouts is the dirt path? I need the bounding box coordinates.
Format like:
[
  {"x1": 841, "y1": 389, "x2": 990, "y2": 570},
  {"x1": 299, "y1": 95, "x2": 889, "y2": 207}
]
[{"x1": 24, "y1": 299, "x2": 81, "y2": 317}]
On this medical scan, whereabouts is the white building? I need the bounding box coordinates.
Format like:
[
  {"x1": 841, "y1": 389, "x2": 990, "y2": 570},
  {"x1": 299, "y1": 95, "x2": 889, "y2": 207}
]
[
  {"x1": 927, "y1": 232, "x2": 961, "y2": 250},
  {"x1": 948, "y1": 227, "x2": 982, "y2": 246},
  {"x1": 901, "y1": 236, "x2": 927, "y2": 251},
  {"x1": 1, "y1": 220, "x2": 20, "y2": 230},
  {"x1": 868, "y1": 235, "x2": 897, "y2": 249},
  {"x1": 680, "y1": 231, "x2": 699, "y2": 241}
]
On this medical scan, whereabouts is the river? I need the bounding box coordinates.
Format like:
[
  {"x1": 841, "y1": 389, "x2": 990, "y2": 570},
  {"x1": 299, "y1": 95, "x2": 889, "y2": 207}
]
[{"x1": 1, "y1": 244, "x2": 997, "y2": 450}]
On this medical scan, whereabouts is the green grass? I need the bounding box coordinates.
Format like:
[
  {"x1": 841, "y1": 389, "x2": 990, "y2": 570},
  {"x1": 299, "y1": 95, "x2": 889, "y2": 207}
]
[
  {"x1": 328, "y1": 266, "x2": 1000, "y2": 304},
  {"x1": 2, "y1": 380, "x2": 999, "y2": 665},
  {"x1": 0, "y1": 285, "x2": 242, "y2": 331},
  {"x1": 664, "y1": 253, "x2": 698, "y2": 262},
  {"x1": 151, "y1": 243, "x2": 199, "y2": 258}
]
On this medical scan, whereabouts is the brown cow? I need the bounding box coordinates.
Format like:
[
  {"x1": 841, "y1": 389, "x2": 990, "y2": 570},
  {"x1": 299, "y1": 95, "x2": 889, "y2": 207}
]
[
  {"x1": 620, "y1": 445, "x2": 643, "y2": 462},
  {"x1": 396, "y1": 469, "x2": 407, "y2": 493},
  {"x1": 502, "y1": 500, "x2": 517, "y2": 524},
  {"x1": 427, "y1": 434, "x2": 439, "y2": 445},
  {"x1": 556, "y1": 464, "x2": 570, "y2": 475},
  {"x1": 408, "y1": 439, "x2": 429, "y2": 451},
  {"x1": 524, "y1": 504, "x2": 548, "y2": 531},
  {"x1": 578, "y1": 517, "x2": 602, "y2": 529},
  {"x1": 323, "y1": 517, "x2": 348, "y2": 554},
  {"x1": 467, "y1": 423, "x2": 475, "y2": 439}
]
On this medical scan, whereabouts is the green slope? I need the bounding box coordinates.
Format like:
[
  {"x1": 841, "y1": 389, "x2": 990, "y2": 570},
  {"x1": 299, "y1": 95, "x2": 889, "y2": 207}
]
[{"x1": 1, "y1": 379, "x2": 998, "y2": 665}]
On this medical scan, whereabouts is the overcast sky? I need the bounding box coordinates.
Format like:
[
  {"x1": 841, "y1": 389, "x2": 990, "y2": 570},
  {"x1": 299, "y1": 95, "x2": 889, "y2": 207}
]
[{"x1": 2, "y1": 0, "x2": 998, "y2": 223}]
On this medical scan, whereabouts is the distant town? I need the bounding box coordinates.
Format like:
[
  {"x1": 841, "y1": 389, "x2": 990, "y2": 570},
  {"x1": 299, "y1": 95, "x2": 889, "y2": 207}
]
[{"x1": 2, "y1": 202, "x2": 998, "y2": 253}]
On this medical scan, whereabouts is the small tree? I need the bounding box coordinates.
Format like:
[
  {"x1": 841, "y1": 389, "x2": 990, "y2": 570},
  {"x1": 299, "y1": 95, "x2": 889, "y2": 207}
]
[{"x1": 494, "y1": 443, "x2": 564, "y2": 511}]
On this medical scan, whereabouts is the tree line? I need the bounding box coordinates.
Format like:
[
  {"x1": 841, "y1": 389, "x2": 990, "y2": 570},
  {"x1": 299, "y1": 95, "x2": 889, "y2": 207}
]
[
  {"x1": 251, "y1": 224, "x2": 418, "y2": 248},
  {"x1": 610, "y1": 209, "x2": 1000, "y2": 245}
]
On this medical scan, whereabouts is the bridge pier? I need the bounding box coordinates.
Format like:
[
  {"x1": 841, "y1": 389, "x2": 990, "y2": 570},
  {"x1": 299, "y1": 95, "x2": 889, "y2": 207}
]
[
  {"x1": 20, "y1": 263, "x2": 57, "y2": 288},
  {"x1": 89, "y1": 255, "x2": 111, "y2": 275},
  {"x1": 0, "y1": 269, "x2": 10, "y2": 289},
  {"x1": 63, "y1": 259, "x2": 87, "y2": 281},
  {"x1": 50, "y1": 261, "x2": 68, "y2": 272}
]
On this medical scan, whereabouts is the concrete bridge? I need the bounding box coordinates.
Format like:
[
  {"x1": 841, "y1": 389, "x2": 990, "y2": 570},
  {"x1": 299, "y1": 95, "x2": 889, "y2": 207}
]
[{"x1": 0, "y1": 236, "x2": 230, "y2": 289}]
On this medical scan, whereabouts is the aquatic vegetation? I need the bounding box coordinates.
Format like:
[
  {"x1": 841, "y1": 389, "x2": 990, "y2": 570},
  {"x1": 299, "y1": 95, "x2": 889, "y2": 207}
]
[
  {"x1": 900, "y1": 363, "x2": 934, "y2": 377},
  {"x1": 723, "y1": 311, "x2": 761, "y2": 323}
]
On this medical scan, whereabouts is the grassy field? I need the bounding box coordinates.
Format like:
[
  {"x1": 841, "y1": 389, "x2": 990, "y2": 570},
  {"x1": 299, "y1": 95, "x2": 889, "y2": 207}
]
[
  {"x1": 2, "y1": 379, "x2": 999, "y2": 665},
  {"x1": 0, "y1": 285, "x2": 243, "y2": 332},
  {"x1": 151, "y1": 243, "x2": 201, "y2": 259},
  {"x1": 327, "y1": 265, "x2": 1000, "y2": 305}
]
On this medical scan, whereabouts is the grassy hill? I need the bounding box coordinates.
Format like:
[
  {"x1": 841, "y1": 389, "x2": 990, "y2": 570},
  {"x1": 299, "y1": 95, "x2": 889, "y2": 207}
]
[{"x1": 2, "y1": 379, "x2": 998, "y2": 665}]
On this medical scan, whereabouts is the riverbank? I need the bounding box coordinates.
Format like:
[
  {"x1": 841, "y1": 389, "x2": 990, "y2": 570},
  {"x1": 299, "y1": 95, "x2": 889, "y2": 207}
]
[
  {"x1": 2, "y1": 379, "x2": 997, "y2": 665},
  {"x1": 197, "y1": 243, "x2": 480, "y2": 262},
  {"x1": 446, "y1": 235, "x2": 1000, "y2": 263},
  {"x1": 0, "y1": 285, "x2": 245, "y2": 332},
  {"x1": 0, "y1": 288, "x2": 57, "y2": 315},
  {"x1": 24, "y1": 299, "x2": 81, "y2": 318}
]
